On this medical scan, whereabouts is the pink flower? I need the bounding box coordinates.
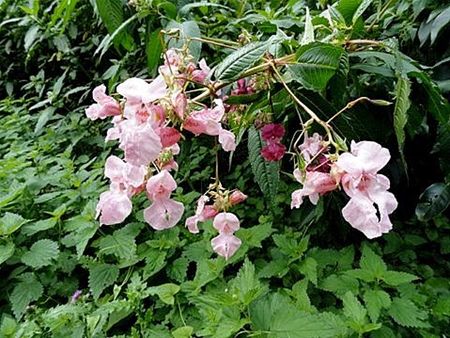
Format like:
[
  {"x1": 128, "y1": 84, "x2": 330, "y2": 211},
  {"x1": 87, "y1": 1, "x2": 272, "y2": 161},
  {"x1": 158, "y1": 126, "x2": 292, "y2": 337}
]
[
  {"x1": 218, "y1": 129, "x2": 236, "y2": 152},
  {"x1": 183, "y1": 99, "x2": 224, "y2": 136},
  {"x1": 144, "y1": 198, "x2": 184, "y2": 230},
  {"x1": 185, "y1": 196, "x2": 218, "y2": 234},
  {"x1": 85, "y1": 85, "x2": 120, "y2": 121},
  {"x1": 119, "y1": 122, "x2": 162, "y2": 166},
  {"x1": 229, "y1": 190, "x2": 247, "y2": 205},
  {"x1": 291, "y1": 169, "x2": 338, "y2": 208},
  {"x1": 96, "y1": 190, "x2": 132, "y2": 225},
  {"x1": 300, "y1": 133, "x2": 324, "y2": 162},
  {"x1": 213, "y1": 212, "x2": 240, "y2": 234},
  {"x1": 261, "y1": 123, "x2": 285, "y2": 142},
  {"x1": 172, "y1": 91, "x2": 187, "y2": 119},
  {"x1": 158, "y1": 127, "x2": 181, "y2": 148},
  {"x1": 261, "y1": 142, "x2": 286, "y2": 161},
  {"x1": 104, "y1": 155, "x2": 146, "y2": 190},
  {"x1": 146, "y1": 170, "x2": 177, "y2": 201},
  {"x1": 192, "y1": 59, "x2": 211, "y2": 83},
  {"x1": 117, "y1": 76, "x2": 167, "y2": 106},
  {"x1": 336, "y1": 141, "x2": 398, "y2": 239},
  {"x1": 211, "y1": 233, "x2": 242, "y2": 260}
]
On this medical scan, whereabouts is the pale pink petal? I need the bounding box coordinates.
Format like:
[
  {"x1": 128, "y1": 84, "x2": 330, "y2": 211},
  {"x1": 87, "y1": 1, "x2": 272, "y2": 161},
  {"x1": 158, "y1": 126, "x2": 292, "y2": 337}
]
[
  {"x1": 299, "y1": 133, "x2": 323, "y2": 162},
  {"x1": 213, "y1": 212, "x2": 240, "y2": 234},
  {"x1": 211, "y1": 233, "x2": 242, "y2": 260},
  {"x1": 337, "y1": 141, "x2": 390, "y2": 176},
  {"x1": 105, "y1": 156, "x2": 125, "y2": 182},
  {"x1": 96, "y1": 190, "x2": 132, "y2": 225},
  {"x1": 117, "y1": 76, "x2": 167, "y2": 105},
  {"x1": 229, "y1": 190, "x2": 247, "y2": 205},
  {"x1": 158, "y1": 127, "x2": 181, "y2": 148},
  {"x1": 218, "y1": 129, "x2": 236, "y2": 152},
  {"x1": 144, "y1": 198, "x2": 184, "y2": 230},
  {"x1": 291, "y1": 189, "x2": 305, "y2": 209},
  {"x1": 86, "y1": 104, "x2": 101, "y2": 121},
  {"x1": 146, "y1": 170, "x2": 177, "y2": 201},
  {"x1": 185, "y1": 216, "x2": 200, "y2": 234}
]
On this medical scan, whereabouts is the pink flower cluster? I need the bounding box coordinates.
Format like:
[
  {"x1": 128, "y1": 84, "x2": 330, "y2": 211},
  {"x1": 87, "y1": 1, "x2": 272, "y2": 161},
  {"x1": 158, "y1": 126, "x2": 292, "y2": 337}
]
[
  {"x1": 260, "y1": 123, "x2": 286, "y2": 161},
  {"x1": 291, "y1": 134, "x2": 398, "y2": 239},
  {"x1": 86, "y1": 49, "x2": 238, "y2": 236}
]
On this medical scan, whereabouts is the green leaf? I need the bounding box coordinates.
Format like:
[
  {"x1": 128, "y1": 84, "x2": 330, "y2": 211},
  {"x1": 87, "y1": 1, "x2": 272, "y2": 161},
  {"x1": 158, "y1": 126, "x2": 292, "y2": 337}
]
[
  {"x1": 388, "y1": 297, "x2": 430, "y2": 328},
  {"x1": 22, "y1": 218, "x2": 57, "y2": 236},
  {"x1": 336, "y1": 0, "x2": 362, "y2": 24},
  {"x1": 300, "y1": 7, "x2": 314, "y2": 45},
  {"x1": 359, "y1": 245, "x2": 387, "y2": 280},
  {"x1": 97, "y1": 223, "x2": 142, "y2": 261},
  {"x1": 382, "y1": 271, "x2": 419, "y2": 286},
  {"x1": 88, "y1": 263, "x2": 119, "y2": 300},
  {"x1": 0, "y1": 212, "x2": 29, "y2": 236},
  {"x1": 416, "y1": 183, "x2": 450, "y2": 221},
  {"x1": 166, "y1": 20, "x2": 202, "y2": 61},
  {"x1": 172, "y1": 326, "x2": 193, "y2": 338},
  {"x1": 230, "y1": 258, "x2": 266, "y2": 305},
  {"x1": 247, "y1": 126, "x2": 280, "y2": 203},
  {"x1": 250, "y1": 293, "x2": 348, "y2": 337},
  {"x1": 342, "y1": 291, "x2": 367, "y2": 325},
  {"x1": 363, "y1": 290, "x2": 391, "y2": 322},
  {"x1": 148, "y1": 283, "x2": 180, "y2": 305},
  {"x1": 24, "y1": 25, "x2": 40, "y2": 51},
  {"x1": 352, "y1": 0, "x2": 373, "y2": 24},
  {"x1": 393, "y1": 76, "x2": 411, "y2": 171},
  {"x1": 321, "y1": 274, "x2": 359, "y2": 296},
  {"x1": 21, "y1": 239, "x2": 59, "y2": 268},
  {"x1": 146, "y1": 28, "x2": 163, "y2": 75},
  {"x1": 214, "y1": 40, "x2": 271, "y2": 81},
  {"x1": 9, "y1": 274, "x2": 43, "y2": 319},
  {"x1": 298, "y1": 257, "x2": 318, "y2": 285},
  {"x1": 0, "y1": 240, "x2": 15, "y2": 265},
  {"x1": 289, "y1": 43, "x2": 344, "y2": 91}
]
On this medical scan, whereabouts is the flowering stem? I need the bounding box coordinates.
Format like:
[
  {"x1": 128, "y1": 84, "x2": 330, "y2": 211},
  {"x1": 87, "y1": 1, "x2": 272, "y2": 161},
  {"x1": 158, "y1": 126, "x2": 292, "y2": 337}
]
[{"x1": 326, "y1": 96, "x2": 376, "y2": 124}]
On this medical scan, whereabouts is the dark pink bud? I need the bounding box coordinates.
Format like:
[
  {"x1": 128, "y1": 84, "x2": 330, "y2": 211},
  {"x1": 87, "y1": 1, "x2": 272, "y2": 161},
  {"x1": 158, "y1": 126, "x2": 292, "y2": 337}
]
[
  {"x1": 202, "y1": 205, "x2": 219, "y2": 219},
  {"x1": 261, "y1": 142, "x2": 286, "y2": 161},
  {"x1": 229, "y1": 190, "x2": 247, "y2": 205},
  {"x1": 261, "y1": 123, "x2": 285, "y2": 142}
]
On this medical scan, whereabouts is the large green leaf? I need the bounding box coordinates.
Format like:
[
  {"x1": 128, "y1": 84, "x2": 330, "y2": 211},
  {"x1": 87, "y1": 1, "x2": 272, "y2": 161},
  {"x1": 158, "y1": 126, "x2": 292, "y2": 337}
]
[
  {"x1": 0, "y1": 240, "x2": 15, "y2": 265},
  {"x1": 88, "y1": 263, "x2": 119, "y2": 300},
  {"x1": 415, "y1": 183, "x2": 450, "y2": 221},
  {"x1": 393, "y1": 76, "x2": 411, "y2": 171},
  {"x1": 0, "y1": 212, "x2": 29, "y2": 236},
  {"x1": 289, "y1": 43, "x2": 344, "y2": 92},
  {"x1": 388, "y1": 298, "x2": 430, "y2": 328},
  {"x1": 21, "y1": 239, "x2": 59, "y2": 268},
  {"x1": 9, "y1": 274, "x2": 43, "y2": 319},
  {"x1": 146, "y1": 27, "x2": 163, "y2": 76},
  {"x1": 247, "y1": 126, "x2": 280, "y2": 203},
  {"x1": 214, "y1": 40, "x2": 271, "y2": 81}
]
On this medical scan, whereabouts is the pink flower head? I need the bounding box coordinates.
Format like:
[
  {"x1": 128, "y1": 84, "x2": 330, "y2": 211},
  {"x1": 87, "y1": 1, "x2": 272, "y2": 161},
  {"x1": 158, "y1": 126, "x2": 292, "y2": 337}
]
[
  {"x1": 183, "y1": 99, "x2": 224, "y2": 136},
  {"x1": 146, "y1": 170, "x2": 177, "y2": 201},
  {"x1": 229, "y1": 190, "x2": 247, "y2": 205},
  {"x1": 163, "y1": 49, "x2": 182, "y2": 67},
  {"x1": 211, "y1": 233, "x2": 242, "y2": 260},
  {"x1": 218, "y1": 128, "x2": 237, "y2": 152},
  {"x1": 291, "y1": 169, "x2": 338, "y2": 208},
  {"x1": 119, "y1": 122, "x2": 162, "y2": 166},
  {"x1": 300, "y1": 133, "x2": 324, "y2": 162},
  {"x1": 85, "y1": 85, "x2": 121, "y2": 121},
  {"x1": 261, "y1": 142, "x2": 286, "y2": 161},
  {"x1": 213, "y1": 212, "x2": 240, "y2": 234},
  {"x1": 96, "y1": 190, "x2": 132, "y2": 225},
  {"x1": 172, "y1": 91, "x2": 187, "y2": 119},
  {"x1": 185, "y1": 196, "x2": 218, "y2": 234},
  {"x1": 104, "y1": 155, "x2": 146, "y2": 190},
  {"x1": 158, "y1": 127, "x2": 181, "y2": 148},
  {"x1": 144, "y1": 198, "x2": 184, "y2": 230},
  {"x1": 117, "y1": 76, "x2": 167, "y2": 106},
  {"x1": 192, "y1": 59, "x2": 211, "y2": 83},
  {"x1": 261, "y1": 123, "x2": 285, "y2": 142}
]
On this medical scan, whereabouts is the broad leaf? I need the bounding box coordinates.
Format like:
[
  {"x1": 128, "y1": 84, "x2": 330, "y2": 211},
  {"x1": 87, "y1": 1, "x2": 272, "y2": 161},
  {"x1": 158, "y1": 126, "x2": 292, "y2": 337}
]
[
  {"x1": 9, "y1": 274, "x2": 43, "y2": 319},
  {"x1": 88, "y1": 263, "x2": 119, "y2": 300},
  {"x1": 0, "y1": 240, "x2": 15, "y2": 265},
  {"x1": 415, "y1": 183, "x2": 450, "y2": 221},
  {"x1": 21, "y1": 239, "x2": 59, "y2": 268},
  {"x1": 363, "y1": 290, "x2": 391, "y2": 322},
  {"x1": 0, "y1": 212, "x2": 29, "y2": 236},
  {"x1": 166, "y1": 20, "x2": 202, "y2": 61},
  {"x1": 388, "y1": 298, "x2": 430, "y2": 328},
  {"x1": 148, "y1": 283, "x2": 180, "y2": 305}
]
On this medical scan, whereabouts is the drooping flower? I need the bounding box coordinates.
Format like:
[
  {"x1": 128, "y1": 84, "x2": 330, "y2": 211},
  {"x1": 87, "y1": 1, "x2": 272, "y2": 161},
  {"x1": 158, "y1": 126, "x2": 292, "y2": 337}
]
[
  {"x1": 213, "y1": 212, "x2": 240, "y2": 234},
  {"x1": 146, "y1": 170, "x2": 177, "y2": 201},
  {"x1": 261, "y1": 142, "x2": 286, "y2": 161},
  {"x1": 299, "y1": 133, "x2": 324, "y2": 162},
  {"x1": 85, "y1": 85, "x2": 120, "y2": 121},
  {"x1": 104, "y1": 155, "x2": 146, "y2": 190},
  {"x1": 117, "y1": 76, "x2": 167, "y2": 106},
  {"x1": 211, "y1": 233, "x2": 242, "y2": 260},
  {"x1": 144, "y1": 198, "x2": 184, "y2": 230},
  {"x1": 192, "y1": 58, "x2": 211, "y2": 83},
  {"x1": 185, "y1": 195, "x2": 218, "y2": 234},
  {"x1": 183, "y1": 99, "x2": 225, "y2": 136},
  {"x1": 218, "y1": 129, "x2": 236, "y2": 152},
  {"x1": 96, "y1": 190, "x2": 132, "y2": 225},
  {"x1": 158, "y1": 127, "x2": 181, "y2": 148}
]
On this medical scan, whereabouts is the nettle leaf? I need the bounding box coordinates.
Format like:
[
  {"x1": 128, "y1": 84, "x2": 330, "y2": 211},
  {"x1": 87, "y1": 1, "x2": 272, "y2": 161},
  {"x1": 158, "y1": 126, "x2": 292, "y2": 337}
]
[
  {"x1": 0, "y1": 212, "x2": 29, "y2": 236},
  {"x1": 148, "y1": 283, "x2": 180, "y2": 305},
  {"x1": 298, "y1": 257, "x2": 318, "y2": 285},
  {"x1": 21, "y1": 218, "x2": 57, "y2": 236},
  {"x1": 382, "y1": 271, "x2": 419, "y2": 286},
  {"x1": 359, "y1": 245, "x2": 387, "y2": 280},
  {"x1": 250, "y1": 293, "x2": 348, "y2": 337},
  {"x1": 415, "y1": 183, "x2": 450, "y2": 221},
  {"x1": 388, "y1": 298, "x2": 430, "y2": 328},
  {"x1": 88, "y1": 263, "x2": 119, "y2": 300},
  {"x1": 230, "y1": 258, "x2": 267, "y2": 305},
  {"x1": 0, "y1": 240, "x2": 15, "y2": 265},
  {"x1": 393, "y1": 76, "x2": 411, "y2": 171},
  {"x1": 21, "y1": 239, "x2": 59, "y2": 269},
  {"x1": 9, "y1": 274, "x2": 43, "y2": 319},
  {"x1": 247, "y1": 126, "x2": 280, "y2": 203},
  {"x1": 342, "y1": 291, "x2": 367, "y2": 325},
  {"x1": 214, "y1": 39, "x2": 272, "y2": 81},
  {"x1": 172, "y1": 326, "x2": 194, "y2": 338},
  {"x1": 289, "y1": 43, "x2": 344, "y2": 92},
  {"x1": 363, "y1": 290, "x2": 391, "y2": 322},
  {"x1": 96, "y1": 223, "x2": 142, "y2": 261},
  {"x1": 321, "y1": 274, "x2": 359, "y2": 296}
]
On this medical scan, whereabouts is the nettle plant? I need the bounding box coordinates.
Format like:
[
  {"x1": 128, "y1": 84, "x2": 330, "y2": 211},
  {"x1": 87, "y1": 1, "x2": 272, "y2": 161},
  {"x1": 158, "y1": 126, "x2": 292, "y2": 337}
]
[{"x1": 86, "y1": 28, "x2": 401, "y2": 260}]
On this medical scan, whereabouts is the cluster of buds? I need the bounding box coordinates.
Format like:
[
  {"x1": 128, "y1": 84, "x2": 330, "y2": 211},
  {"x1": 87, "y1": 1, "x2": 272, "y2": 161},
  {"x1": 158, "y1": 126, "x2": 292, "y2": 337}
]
[
  {"x1": 291, "y1": 133, "x2": 398, "y2": 239},
  {"x1": 260, "y1": 123, "x2": 286, "y2": 161},
  {"x1": 86, "y1": 48, "x2": 244, "y2": 258}
]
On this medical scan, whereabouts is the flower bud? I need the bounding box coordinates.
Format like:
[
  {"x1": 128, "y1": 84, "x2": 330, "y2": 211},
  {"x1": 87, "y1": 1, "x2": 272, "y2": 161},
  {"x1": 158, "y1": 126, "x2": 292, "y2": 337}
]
[{"x1": 229, "y1": 190, "x2": 247, "y2": 205}]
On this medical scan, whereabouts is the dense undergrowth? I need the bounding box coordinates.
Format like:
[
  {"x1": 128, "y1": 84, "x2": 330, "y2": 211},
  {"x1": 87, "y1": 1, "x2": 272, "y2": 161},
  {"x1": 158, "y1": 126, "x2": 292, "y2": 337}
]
[{"x1": 1, "y1": 0, "x2": 450, "y2": 337}]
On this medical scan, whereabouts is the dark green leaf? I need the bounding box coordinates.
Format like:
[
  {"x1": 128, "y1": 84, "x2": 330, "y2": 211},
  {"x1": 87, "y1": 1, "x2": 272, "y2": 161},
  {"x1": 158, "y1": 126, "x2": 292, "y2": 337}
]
[{"x1": 416, "y1": 183, "x2": 450, "y2": 221}]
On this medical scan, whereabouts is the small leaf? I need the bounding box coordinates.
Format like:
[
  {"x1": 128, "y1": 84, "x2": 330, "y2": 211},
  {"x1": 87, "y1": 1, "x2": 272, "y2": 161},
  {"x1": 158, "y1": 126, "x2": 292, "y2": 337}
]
[
  {"x1": 21, "y1": 239, "x2": 59, "y2": 268},
  {"x1": 382, "y1": 271, "x2": 419, "y2": 286},
  {"x1": 172, "y1": 326, "x2": 193, "y2": 338},
  {"x1": 393, "y1": 76, "x2": 411, "y2": 171},
  {"x1": 363, "y1": 290, "x2": 391, "y2": 322},
  {"x1": 230, "y1": 258, "x2": 266, "y2": 305},
  {"x1": 24, "y1": 25, "x2": 40, "y2": 51},
  {"x1": 342, "y1": 291, "x2": 367, "y2": 325},
  {"x1": 416, "y1": 183, "x2": 450, "y2": 221},
  {"x1": 359, "y1": 245, "x2": 387, "y2": 280},
  {"x1": 146, "y1": 28, "x2": 163, "y2": 75},
  {"x1": 166, "y1": 20, "x2": 202, "y2": 61},
  {"x1": 388, "y1": 297, "x2": 430, "y2": 328},
  {"x1": 300, "y1": 7, "x2": 314, "y2": 45},
  {"x1": 298, "y1": 257, "x2": 318, "y2": 285},
  {"x1": 89, "y1": 263, "x2": 119, "y2": 300},
  {"x1": 0, "y1": 240, "x2": 15, "y2": 265},
  {"x1": 0, "y1": 212, "x2": 29, "y2": 236},
  {"x1": 21, "y1": 218, "x2": 57, "y2": 236},
  {"x1": 9, "y1": 275, "x2": 43, "y2": 319},
  {"x1": 148, "y1": 283, "x2": 180, "y2": 305},
  {"x1": 352, "y1": 0, "x2": 374, "y2": 24}
]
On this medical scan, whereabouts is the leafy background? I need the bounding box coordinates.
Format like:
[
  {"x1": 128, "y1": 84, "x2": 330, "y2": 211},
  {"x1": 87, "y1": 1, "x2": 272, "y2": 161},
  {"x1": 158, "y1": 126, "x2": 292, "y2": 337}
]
[{"x1": 1, "y1": 0, "x2": 450, "y2": 337}]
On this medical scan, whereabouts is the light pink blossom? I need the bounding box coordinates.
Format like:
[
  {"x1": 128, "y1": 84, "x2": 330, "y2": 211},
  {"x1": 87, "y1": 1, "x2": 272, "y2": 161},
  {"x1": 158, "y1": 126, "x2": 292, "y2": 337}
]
[
  {"x1": 117, "y1": 76, "x2": 167, "y2": 106},
  {"x1": 185, "y1": 195, "x2": 210, "y2": 234},
  {"x1": 85, "y1": 85, "x2": 120, "y2": 121},
  {"x1": 104, "y1": 155, "x2": 146, "y2": 189},
  {"x1": 218, "y1": 129, "x2": 236, "y2": 152},
  {"x1": 291, "y1": 169, "x2": 338, "y2": 208},
  {"x1": 183, "y1": 99, "x2": 224, "y2": 136},
  {"x1": 144, "y1": 198, "x2": 184, "y2": 230},
  {"x1": 192, "y1": 59, "x2": 211, "y2": 83},
  {"x1": 96, "y1": 190, "x2": 132, "y2": 225},
  {"x1": 146, "y1": 170, "x2": 177, "y2": 201},
  {"x1": 211, "y1": 233, "x2": 242, "y2": 260},
  {"x1": 213, "y1": 212, "x2": 240, "y2": 234},
  {"x1": 299, "y1": 133, "x2": 324, "y2": 162}
]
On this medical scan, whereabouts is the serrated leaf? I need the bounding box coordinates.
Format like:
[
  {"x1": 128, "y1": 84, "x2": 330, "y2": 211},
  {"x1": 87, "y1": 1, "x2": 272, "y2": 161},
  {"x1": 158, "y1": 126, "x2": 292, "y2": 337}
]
[
  {"x1": 0, "y1": 212, "x2": 29, "y2": 236},
  {"x1": 363, "y1": 290, "x2": 391, "y2": 322},
  {"x1": 9, "y1": 275, "x2": 43, "y2": 319},
  {"x1": 0, "y1": 240, "x2": 15, "y2": 265},
  {"x1": 247, "y1": 126, "x2": 280, "y2": 203},
  {"x1": 21, "y1": 218, "x2": 57, "y2": 236},
  {"x1": 215, "y1": 40, "x2": 270, "y2": 81},
  {"x1": 89, "y1": 263, "x2": 119, "y2": 300},
  {"x1": 172, "y1": 326, "x2": 193, "y2": 338},
  {"x1": 289, "y1": 43, "x2": 344, "y2": 91},
  {"x1": 230, "y1": 258, "x2": 266, "y2": 305},
  {"x1": 416, "y1": 183, "x2": 450, "y2": 221},
  {"x1": 97, "y1": 223, "x2": 142, "y2": 261},
  {"x1": 360, "y1": 245, "x2": 387, "y2": 280},
  {"x1": 21, "y1": 239, "x2": 59, "y2": 268},
  {"x1": 298, "y1": 257, "x2": 318, "y2": 285},
  {"x1": 382, "y1": 271, "x2": 418, "y2": 286},
  {"x1": 321, "y1": 274, "x2": 359, "y2": 295},
  {"x1": 342, "y1": 291, "x2": 367, "y2": 325},
  {"x1": 148, "y1": 283, "x2": 180, "y2": 305},
  {"x1": 388, "y1": 297, "x2": 430, "y2": 328},
  {"x1": 352, "y1": 0, "x2": 373, "y2": 24},
  {"x1": 393, "y1": 76, "x2": 411, "y2": 171}
]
